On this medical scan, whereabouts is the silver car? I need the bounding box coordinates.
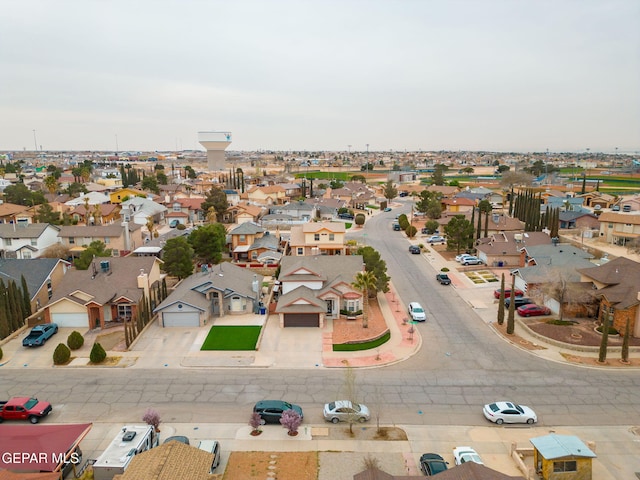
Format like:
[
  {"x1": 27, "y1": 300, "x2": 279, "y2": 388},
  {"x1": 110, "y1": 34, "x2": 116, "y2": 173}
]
[{"x1": 323, "y1": 400, "x2": 370, "y2": 424}]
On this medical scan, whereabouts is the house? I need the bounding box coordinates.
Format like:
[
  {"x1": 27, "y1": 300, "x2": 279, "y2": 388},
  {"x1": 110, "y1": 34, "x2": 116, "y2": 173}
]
[
  {"x1": 275, "y1": 255, "x2": 364, "y2": 327},
  {"x1": 112, "y1": 440, "x2": 216, "y2": 480},
  {"x1": 577, "y1": 257, "x2": 640, "y2": 337},
  {"x1": 0, "y1": 202, "x2": 33, "y2": 225},
  {"x1": 0, "y1": 258, "x2": 71, "y2": 324},
  {"x1": 109, "y1": 187, "x2": 148, "y2": 204},
  {"x1": 289, "y1": 222, "x2": 347, "y2": 256},
  {"x1": 154, "y1": 263, "x2": 263, "y2": 326},
  {"x1": 64, "y1": 191, "x2": 110, "y2": 207},
  {"x1": 223, "y1": 189, "x2": 241, "y2": 205},
  {"x1": 558, "y1": 211, "x2": 599, "y2": 230},
  {"x1": 442, "y1": 196, "x2": 476, "y2": 213},
  {"x1": 619, "y1": 195, "x2": 640, "y2": 212},
  {"x1": 37, "y1": 256, "x2": 163, "y2": 329},
  {"x1": 270, "y1": 200, "x2": 316, "y2": 222},
  {"x1": 57, "y1": 224, "x2": 145, "y2": 256},
  {"x1": 597, "y1": 212, "x2": 640, "y2": 246},
  {"x1": 424, "y1": 185, "x2": 460, "y2": 197},
  {"x1": 475, "y1": 231, "x2": 551, "y2": 268},
  {"x1": 120, "y1": 197, "x2": 168, "y2": 226},
  {"x1": 0, "y1": 223, "x2": 61, "y2": 259},
  {"x1": 578, "y1": 191, "x2": 617, "y2": 209},
  {"x1": 545, "y1": 196, "x2": 586, "y2": 212},
  {"x1": 246, "y1": 185, "x2": 287, "y2": 205},
  {"x1": 530, "y1": 434, "x2": 596, "y2": 480},
  {"x1": 223, "y1": 202, "x2": 264, "y2": 224},
  {"x1": 69, "y1": 203, "x2": 121, "y2": 226},
  {"x1": 167, "y1": 197, "x2": 206, "y2": 225},
  {"x1": 353, "y1": 463, "x2": 525, "y2": 480},
  {"x1": 227, "y1": 222, "x2": 281, "y2": 264}
]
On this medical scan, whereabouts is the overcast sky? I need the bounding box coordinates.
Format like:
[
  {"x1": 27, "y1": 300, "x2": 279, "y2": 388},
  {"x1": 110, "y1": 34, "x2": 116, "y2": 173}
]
[{"x1": 1, "y1": 0, "x2": 638, "y2": 154}]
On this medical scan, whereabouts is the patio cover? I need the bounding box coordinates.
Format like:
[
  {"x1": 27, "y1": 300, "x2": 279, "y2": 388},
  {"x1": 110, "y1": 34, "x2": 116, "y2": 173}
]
[{"x1": 0, "y1": 423, "x2": 92, "y2": 472}]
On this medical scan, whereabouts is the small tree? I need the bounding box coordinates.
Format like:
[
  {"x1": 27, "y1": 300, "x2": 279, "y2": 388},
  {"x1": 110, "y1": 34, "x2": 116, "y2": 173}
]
[
  {"x1": 249, "y1": 412, "x2": 263, "y2": 435},
  {"x1": 506, "y1": 275, "x2": 516, "y2": 334},
  {"x1": 355, "y1": 213, "x2": 366, "y2": 226},
  {"x1": 405, "y1": 225, "x2": 417, "y2": 238},
  {"x1": 279, "y1": 409, "x2": 302, "y2": 436},
  {"x1": 0, "y1": 347, "x2": 3, "y2": 361},
  {"x1": 53, "y1": 343, "x2": 71, "y2": 365},
  {"x1": 90, "y1": 342, "x2": 107, "y2": 363},
  {"x1": 142, "y1": 408, "x2": 162, "y2": 431},
  {"x1": 497, "y1": 273, "x2": 506, "y2": 325},
  {"x1": 621, "y1": 318, "x2": 631, "y2": 363},
  {"x1": 67, "y1": 331, "x2": 84, "y2": 350},
  {"x1": 598, "y1": 308, "x2": 611, "y2": 363}
]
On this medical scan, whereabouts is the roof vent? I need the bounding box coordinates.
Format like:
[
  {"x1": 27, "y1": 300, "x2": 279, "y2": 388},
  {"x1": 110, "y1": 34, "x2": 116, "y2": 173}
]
[{"x1": 122, "y1": 431, "x2": 137, "y2": 442}]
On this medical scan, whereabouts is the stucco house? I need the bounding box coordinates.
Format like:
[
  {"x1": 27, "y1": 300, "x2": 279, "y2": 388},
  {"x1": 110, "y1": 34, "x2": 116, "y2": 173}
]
[
  {"x1": 38, "y1": 256, "x2": 163, "y2": 329},
  {"x1": 475, "y1": 231, "x2": 551, "y2": 268},
  {"x1": 246, "y1": 185, "x2": 287, "y2": 205},
  {"x1": 597, "y1": 212, "x2": 640, "y2": 246},
  {"x1": 0, "y1": 223, "x2": 61, "y2": 259},
  {"x1": 120, "y1": 197, "x2": 168, "y2": 226},
  {"x1": 57, "y1": 223, "x2": 145, "y2": 257},
  {"x1": 109, "y1": 188, "x2": 148, "y2": 204},
  {"x1": 275, "y1": 255, "x2": 364, "y2": 327},
  {"x1": 0, "y1": 202, "x2": 33, "y2": 225},
  {"x1": 154, "y1": 263, "x2": 263, "y2": 327},
  {"x1": 289, "y1": 222, "x2": 347, "y2": 256}
]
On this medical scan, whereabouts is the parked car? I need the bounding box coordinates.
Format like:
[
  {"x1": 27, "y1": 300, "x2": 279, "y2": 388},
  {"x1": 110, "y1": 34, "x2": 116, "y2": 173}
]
[
  {"x1": 611, "y1": 205, "x2": 620, "y2": 211},
  {"x1": 163, "y1": 435, "x2": 190, "y2": 445},
  {"x1": 426, "y1": 235, "x2": 446, "y2": 244},
  {"x1": 453, "y1": 446, "x2": 483, "y2": 465},
  {"x1": 483, "y1": 401, "x2": 537, "y2": 425},
  {"x1": 392, "y1": 223, "x2": 401, "y2": 231},
  {"x1": 517, "y1": 304, "x2": 551, "y2": 317},
  {"x1": 338, "y1": 213, "x2": 354, "y2": 220},
  {"x1": 22, "y1": 323, "x2": 58, "y2": 347},
  {"x1": 0, "y1": 397, "x2": 52, "y2": 424},
  {"x1": 383, "y1": 207, "x2": 392, "y2": 212},
  {"x1": 253, "y1": 400, "x2": 303, "y2": 424},
  {"x1": 408, "y1": 302, "x2": 426, "y2": 322},
  {"x1": 436, "y1": 273, "x2": 451, "y2": 285},
  {"x1": 504, "y1": 297, "x2": 533, "y2": 308},
  {"x1": 169, "y1": 219, "x2": 180, "y2": 228},
  {"x1": 461, "y1": 256, "x2": 483, "y2": 266},
  {"x1": 455, "y1": 253, "x2": 474, "y2": 263},
  {"x1": 323, "y1": 400, "x2": 370, "y2": 424},
  {"x1": 409, "y1": 245, "x2": 421, "y2": 254},
  {"x1": 419, "y1": 453, "x2": 448, "y2": 476},
  {"x1": 493, "y1": 288, "x2": 524, "y2": 299}
]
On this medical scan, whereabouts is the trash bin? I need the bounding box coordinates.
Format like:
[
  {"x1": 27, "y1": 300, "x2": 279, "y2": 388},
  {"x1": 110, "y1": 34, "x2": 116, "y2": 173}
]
[
  {"x1": 259, "y1": 306, "x2": 266, "y2": 315},
  {"x1": 498, "y1": 261, "x2": 504, "y2": 267}
]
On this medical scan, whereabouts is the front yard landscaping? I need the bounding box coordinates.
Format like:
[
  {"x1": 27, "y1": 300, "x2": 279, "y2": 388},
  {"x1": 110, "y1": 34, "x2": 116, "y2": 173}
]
[
  {"x1": 201, "y1": 326, "x2": 262, "y2": 351},
  {"x1": 464, "y1": 270, "x2": 499, "y2": 284}
]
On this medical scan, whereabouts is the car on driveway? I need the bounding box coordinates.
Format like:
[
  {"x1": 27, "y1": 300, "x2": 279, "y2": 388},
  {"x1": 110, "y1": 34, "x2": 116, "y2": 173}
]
[
  {"x1": 323, "y1": 400, "x2": 370, "y2": 424},
  {"x1": 453, "y1": 446, "x2": 483, "y2": 465},
  {"x1": 408, "y1": 302, "x2": 426, "y2": 322},
  {"x1": 419, "y1": 453, "x2": 448, "y2": 475},
  {"x1": 426, "y1": 235, "x2": 446, "y2": 244},
  {"x1": 493, "y1": 288, "x2": 524, "y2": 299},
  {"x1": 253, "y1": 400, "x2": 303, "y2": 424},
  {"x1": 436, "y1": 273, "x2": 451, "y2": 285},
  {"x1": 409, "y1": 245, "x2": 421, "y2": 254},
  {"x1": 383, "y1": 207, "x2": 392, "y2": 212},
  {"x1": 483, "y1": 401, "x2": 537, "y2": 425},
  {"x1": 22, "y1": 323, "x2": 58, "y2": 347},
  {"x1": 504, "y1": 297, "x2": 533, "y2": 308},
  {"x1": 460, "y1": 256, "x2": 483, "y2": 266},
  {"x1": 517, "y1": 304, "x2": 551, "y2": 317},
  {"x1": 455, "y1": 253, "x2": 474, "y2": 263}
]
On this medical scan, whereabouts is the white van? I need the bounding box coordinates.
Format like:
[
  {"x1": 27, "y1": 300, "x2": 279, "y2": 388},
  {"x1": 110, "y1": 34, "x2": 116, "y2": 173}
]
[{"x1": 197, "y1": 440, "x2": 221, "y2": 473}]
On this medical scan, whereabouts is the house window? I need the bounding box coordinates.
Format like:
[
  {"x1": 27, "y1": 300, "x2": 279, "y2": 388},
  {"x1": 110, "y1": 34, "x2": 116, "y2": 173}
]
[
  {"x1": 297, "y1": 248, "x2": 303, "y2": 255},
  {"x1": 69, "y1": 237, "x2": 75, "y2": 245},
  {"x1": 5, "y1": 239, "x2": 11, "y2": 246},
  {"x1": 314, "y1": 234, "x2": 320, "y2": 241},
  {"x1": 104, "y1": 237, "x2": 110, "y2": 244},
  {"x1": 347, "y1": 300, "x2": 359, "y2": 312},
  {"x1": 553, "y1": 461, "x2": 577, "y2": 472},
  {"x1": 239, "y1": 235, "x2": 246, "y2": 242},
  {"x1": 23, "y1": 251, "x2": 32, "y2": 259},
  {"x1": 329, "y1": 234, "x2": 335, "y2": 241},
  {"x1": 30, "y1": 239, "x2": 37, "y2": 246},
  {"x1": 173, "y1": 205, "x2": 181, "y2": 212},
  {"x1": 251, "y1": 251, "x2": 258, "y2": 260},
  {"x1": 47, "y1": 280, "x2": 53, "y2": 299},
  {"x1": 117, "y1": 305, "x2": 132, "y2": 319},
  {"x1": 608, "y1": 224, "x2": 613, "y2": 228}
]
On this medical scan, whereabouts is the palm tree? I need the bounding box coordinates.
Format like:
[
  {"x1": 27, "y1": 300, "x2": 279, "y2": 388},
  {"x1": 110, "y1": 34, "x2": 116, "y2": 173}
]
[{"x1": 352, "y1": 271, "x2": 377, "y2": 329}]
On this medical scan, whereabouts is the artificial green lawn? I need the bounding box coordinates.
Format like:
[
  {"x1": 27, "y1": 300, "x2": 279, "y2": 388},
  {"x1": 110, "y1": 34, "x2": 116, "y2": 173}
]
[{"x1": 200, "y1": 325, "x2": 262, "y2": 351}]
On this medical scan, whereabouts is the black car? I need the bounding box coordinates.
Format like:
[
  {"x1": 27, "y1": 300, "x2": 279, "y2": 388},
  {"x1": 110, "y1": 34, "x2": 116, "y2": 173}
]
[
  {"x1": 436, "y1": 273, "x2": 451, "y2": 285},
  {"x1": 504, "y1": 297, "x2": 533, "y2": 308},
  {"x1": 253, "y1": 400, "x2": 304, "y2": 424},
  {"x1": 409, "y1": 245, "x2": 421, "y2": 254},
  {"x1": 420, "y1": 453, "x2": 448, "y2": 476}
]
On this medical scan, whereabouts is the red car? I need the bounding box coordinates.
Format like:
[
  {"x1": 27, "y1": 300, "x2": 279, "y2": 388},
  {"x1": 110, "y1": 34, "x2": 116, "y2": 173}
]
[
  {"x1": 494, "y1": 288, "x2": 524, "y2": 299},
  {"x1": 517, "y1": 304, "x2": 551, "y2": 317}
]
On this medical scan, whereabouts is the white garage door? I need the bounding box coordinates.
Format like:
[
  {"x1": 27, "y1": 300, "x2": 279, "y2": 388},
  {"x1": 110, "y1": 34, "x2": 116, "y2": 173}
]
[
  {"x1": 51, "y1": 313, "x2": 89, "y2": 328},
  {"x1": 162, "y1": 312, "x2": 200, "y2": 327}
]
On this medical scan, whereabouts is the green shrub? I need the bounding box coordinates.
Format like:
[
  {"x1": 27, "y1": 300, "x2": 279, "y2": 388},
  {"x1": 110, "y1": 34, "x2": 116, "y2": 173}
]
[
  {"x1": 441, "y1": 267, "x2": 449, "y2": 272},
  {"x1": 67, "y1": 331, "x2": 84, "y2": 350},
  {"x1": 176, "y1": 223, "x2": 186, "y2": 230},
  {"x1": 333, "y1": 331, "x2": 391, "y2": 351},
  {"x1": 546, "y1": 319, "x2": 577, "y2": 326},
  {"x1": 0, "y1": 347, "x2": 3, "y2": 361},
  {"x1": 596, "y1": 325, "x2": 619, "y2": 335},
  {"x1": 53, "y1": 343, "x2": 71, "y2": 365},
  {"x1": 90, "y1": 342, "x2": 107, "y2": 363}
]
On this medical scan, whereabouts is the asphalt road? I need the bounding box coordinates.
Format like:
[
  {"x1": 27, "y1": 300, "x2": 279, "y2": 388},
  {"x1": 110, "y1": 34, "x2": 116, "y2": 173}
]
[{"x1": 1, "y1": 205, "x2": 639, "y2": 428}]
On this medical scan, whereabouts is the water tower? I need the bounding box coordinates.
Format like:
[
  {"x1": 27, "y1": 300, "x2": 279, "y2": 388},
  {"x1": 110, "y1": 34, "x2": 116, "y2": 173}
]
[{"x1": 198, "y1": 131, "x2": 232, "y2": 171}]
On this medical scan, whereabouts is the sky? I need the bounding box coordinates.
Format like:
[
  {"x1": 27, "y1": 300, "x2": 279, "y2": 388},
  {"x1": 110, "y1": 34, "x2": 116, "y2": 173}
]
[{"x1": 1, "y1": 0, "x2": 639, "y2": 154}]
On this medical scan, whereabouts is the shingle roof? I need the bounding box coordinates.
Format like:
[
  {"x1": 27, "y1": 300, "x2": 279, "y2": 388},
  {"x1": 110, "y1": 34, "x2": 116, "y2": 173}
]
[
  {"x1": 57, "y1": 223, "x2": 142, "y2": 238},
  {"x1": 598, "y1": 212, "x2": 640, "y2": 225},
  {"x1": 0, "y1": 223, "x2": 58, "y2": 239},
  {"x1": 229, "y1": 222, "x2": 263, "y2": 235},
  {"x1": 112, "y1": 441, "x2": 215, "y2": 480},
  {"x1": 577, "y1": 257, "x2": 640, "y2": 309},
  {"x1": 0, "y1": 258, "x2": 68, "y2": 301}
]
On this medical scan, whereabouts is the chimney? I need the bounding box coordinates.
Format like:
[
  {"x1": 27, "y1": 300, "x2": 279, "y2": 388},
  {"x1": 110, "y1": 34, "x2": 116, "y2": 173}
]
[
  {"x1": 137, "y1": 269, "x2": 150, "y2": 297},
  {"x1": 122, "y1": 222, "x2": 131, "y2": 251}
]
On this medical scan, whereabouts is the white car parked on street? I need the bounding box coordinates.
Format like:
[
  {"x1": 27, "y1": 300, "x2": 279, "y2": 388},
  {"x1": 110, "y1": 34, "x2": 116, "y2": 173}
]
[
  {"x1": 408, "y1": 302, "x2": 426, "y2": 322},
  {"x1": 483, "y1": 401, "x2": 537, "y2": 425},
  {"x1": 323, "y1": 401, "x2": 370, "y2": 424}
]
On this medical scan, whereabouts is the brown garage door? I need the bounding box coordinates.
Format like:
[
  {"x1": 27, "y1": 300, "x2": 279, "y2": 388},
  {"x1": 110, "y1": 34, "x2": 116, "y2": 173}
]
[{"x1": 283, "y1": 313, "x2": 320, "y2": 327}]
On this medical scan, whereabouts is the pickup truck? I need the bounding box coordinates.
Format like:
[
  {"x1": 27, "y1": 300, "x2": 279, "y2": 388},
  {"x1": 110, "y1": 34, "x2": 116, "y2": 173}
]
[
  {"x1": 0, "y1": 397, "x2": 53, "y2": 423},
  {"x1": 22, "y1": 323, "x2": 58, "y2": 347}
]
